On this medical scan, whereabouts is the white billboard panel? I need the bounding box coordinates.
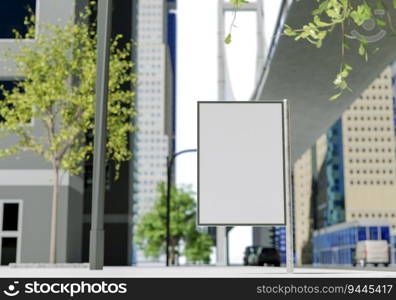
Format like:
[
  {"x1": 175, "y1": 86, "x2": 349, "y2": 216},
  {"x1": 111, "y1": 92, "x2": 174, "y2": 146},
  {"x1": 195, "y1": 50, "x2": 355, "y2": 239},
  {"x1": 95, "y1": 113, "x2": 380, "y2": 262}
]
[{"x1": 198, "y1": 101, "x2": 288, "y2": 225}]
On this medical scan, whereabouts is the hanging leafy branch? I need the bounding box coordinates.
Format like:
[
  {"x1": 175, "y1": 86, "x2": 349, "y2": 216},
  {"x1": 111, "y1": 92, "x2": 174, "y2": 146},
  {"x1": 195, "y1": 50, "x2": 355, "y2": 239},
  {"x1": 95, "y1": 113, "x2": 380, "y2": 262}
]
[
  {"x1": 284, "y1": 0, "x2": 396, "y2": 100},
  {"x1": 224, "y1": 0, "x2": 249, "y2": 44},
  {"x1": 226, "y1": 0, "x2": 396, "y2": 100}
]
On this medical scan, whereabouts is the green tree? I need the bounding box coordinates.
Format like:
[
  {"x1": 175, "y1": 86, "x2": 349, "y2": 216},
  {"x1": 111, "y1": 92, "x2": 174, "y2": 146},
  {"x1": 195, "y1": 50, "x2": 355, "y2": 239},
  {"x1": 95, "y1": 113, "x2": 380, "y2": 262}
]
[
  {"x1": 0, "y1": 10, "x2": 136, "y2": 263},
  {"x1": 135, "y1": 183, "x2": 213, "y2": 265}
]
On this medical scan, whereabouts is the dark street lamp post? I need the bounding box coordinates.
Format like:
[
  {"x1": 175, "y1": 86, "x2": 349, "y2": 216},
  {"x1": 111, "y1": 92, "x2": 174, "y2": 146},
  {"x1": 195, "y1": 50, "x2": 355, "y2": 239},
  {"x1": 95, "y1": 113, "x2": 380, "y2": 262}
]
[
  {"x1": 166, "y1": 149, "x2": 197, "y2": 266},
  {"x1": 89, "y1": 0, "x2": 113, "y2": 270}
]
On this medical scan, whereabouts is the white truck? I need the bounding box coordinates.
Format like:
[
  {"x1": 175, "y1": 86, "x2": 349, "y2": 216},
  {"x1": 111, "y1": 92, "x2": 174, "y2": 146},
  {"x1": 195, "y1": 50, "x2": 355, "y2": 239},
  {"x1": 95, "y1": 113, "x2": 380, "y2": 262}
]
[{"x1": 353, "y1": 240, "x2": 389, "y2": 267}]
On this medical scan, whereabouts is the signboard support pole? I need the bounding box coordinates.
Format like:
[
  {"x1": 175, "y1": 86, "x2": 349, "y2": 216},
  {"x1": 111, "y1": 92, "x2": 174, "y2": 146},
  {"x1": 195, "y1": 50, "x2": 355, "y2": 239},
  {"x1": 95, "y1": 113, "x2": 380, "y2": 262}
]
[
  {"x1": 283, "y1": 100, "x2": 294, "y2": 273},
  {"x1": 216, "y1": 226, "x2": 227, "y2": 266}
]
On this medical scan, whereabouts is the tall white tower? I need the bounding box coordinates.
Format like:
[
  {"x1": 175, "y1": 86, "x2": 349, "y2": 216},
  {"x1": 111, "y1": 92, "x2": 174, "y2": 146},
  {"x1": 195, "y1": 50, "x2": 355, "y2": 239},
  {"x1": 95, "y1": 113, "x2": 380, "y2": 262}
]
[
  {"x1": 217, "y1": 0, "x2": 266, "y2": 264},
  {"x1": 133, "y1": 0, "x2": 175, "y2": 264}
]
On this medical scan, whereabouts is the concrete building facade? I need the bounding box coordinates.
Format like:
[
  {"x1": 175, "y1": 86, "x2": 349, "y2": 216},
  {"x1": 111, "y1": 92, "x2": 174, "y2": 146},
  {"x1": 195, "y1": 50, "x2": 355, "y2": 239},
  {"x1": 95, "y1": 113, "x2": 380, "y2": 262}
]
[
  {"x1": 293, "y1": 134, "x2": 327, "y2": 265},
  {"x1": 293, "y1": 149, "x2": 312, "y2": 265},
  {"x1": 342, "y1": 67, "x2": 396, "y2": 230},
  {"x1": 0, "y1": 0, "x2": 86, "y2": 265},
  {"x1": 293, "y1": 66, "x2": 396, "y2": 265},
  {"x1": 0, "y1": 0, "x2": 137, "y2": 266}
]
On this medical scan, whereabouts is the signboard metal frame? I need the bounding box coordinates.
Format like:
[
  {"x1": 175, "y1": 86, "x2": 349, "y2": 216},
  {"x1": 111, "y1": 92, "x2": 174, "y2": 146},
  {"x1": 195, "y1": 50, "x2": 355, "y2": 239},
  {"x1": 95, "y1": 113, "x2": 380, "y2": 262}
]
[{"x1": 197, "y1": 100, "x2": 294, "y2": 272}]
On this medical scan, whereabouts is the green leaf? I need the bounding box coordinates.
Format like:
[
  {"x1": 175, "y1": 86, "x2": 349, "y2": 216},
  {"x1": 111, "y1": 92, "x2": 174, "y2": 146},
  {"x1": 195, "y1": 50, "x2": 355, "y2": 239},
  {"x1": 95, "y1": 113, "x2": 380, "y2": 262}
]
[
  {"x1": 350, "y1": 2, "x2": 373, "y2": 26},
  {"x1": 358, "y1": 43, "x2": 365, "y2": 56},
  {"x1": 283, "y1": 24, "x2": 297, "y2": 36},
  {"x1": 376, "y1": 19, "x2": 386, "y2": 27},
  {"x1": 376, "y1": 0, "x2": 385, "y2": 10},
  {"x1": 329, "y1": 93, "x2": 342, "y2": 101},
  {"x1": 314, "y1": 15, "x2": 332, "y2": 27},
  {"x1": 224, "y1": 33, "x2": 232, "y2": 44},
  {"x1": 230, "y1": 0, "x2": 248, "y2": 8},
  {"x1": 312, "y1": 1, "x2": 328, "y2": 16}
]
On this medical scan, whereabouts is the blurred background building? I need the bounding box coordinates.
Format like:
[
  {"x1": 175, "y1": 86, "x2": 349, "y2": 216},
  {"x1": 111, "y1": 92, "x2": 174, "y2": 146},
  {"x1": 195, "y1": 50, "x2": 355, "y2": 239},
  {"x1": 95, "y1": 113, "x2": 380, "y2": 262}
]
[
  {"x1": 131, "y1": 0, "x2": 177, "y2": 265},
  {"x1": 293, "y1": 66, "x2": 396, "y2": 266}
]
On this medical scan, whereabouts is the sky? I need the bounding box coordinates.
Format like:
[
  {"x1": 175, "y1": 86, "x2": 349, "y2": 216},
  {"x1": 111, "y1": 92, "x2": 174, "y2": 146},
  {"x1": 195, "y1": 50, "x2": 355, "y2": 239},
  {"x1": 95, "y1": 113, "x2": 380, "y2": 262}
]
[
  {"x1": 175, "y1": 0, "x2": 283, "y2": 264},
  {"x1": 176, "y1": 0, "x2": 282, "y2": 188}
]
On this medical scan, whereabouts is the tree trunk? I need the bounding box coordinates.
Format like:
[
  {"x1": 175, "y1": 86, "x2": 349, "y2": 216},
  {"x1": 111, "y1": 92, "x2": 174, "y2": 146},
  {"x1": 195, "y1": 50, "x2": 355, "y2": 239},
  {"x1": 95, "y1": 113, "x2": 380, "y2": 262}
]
[
  {"x1": 49, "y1": 163, "x2": 59, "y2": 263},
  {"x1": 170, "y1": 239, "x2": 178, "y2": 266},
  {"x1": 169, "y1": 241, "x2": 173, "y2": 266}
]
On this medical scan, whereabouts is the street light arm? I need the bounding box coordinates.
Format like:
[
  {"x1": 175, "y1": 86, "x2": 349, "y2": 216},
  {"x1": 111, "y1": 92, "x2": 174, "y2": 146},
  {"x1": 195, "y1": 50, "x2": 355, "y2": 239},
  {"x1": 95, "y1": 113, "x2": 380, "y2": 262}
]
[
  {"x1": 165, "y1": 148, "x2": 197, "y2": 266},
  {"x1": 168, "y1": 149, "x2": 197, "y2": 168}
]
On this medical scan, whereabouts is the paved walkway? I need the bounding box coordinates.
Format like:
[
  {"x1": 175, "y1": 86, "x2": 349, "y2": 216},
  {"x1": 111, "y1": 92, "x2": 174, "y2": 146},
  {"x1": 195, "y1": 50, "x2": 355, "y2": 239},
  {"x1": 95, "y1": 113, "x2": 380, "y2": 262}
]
[{"x1": 1, "y1": 266, "x2": 396, "y2": 278}]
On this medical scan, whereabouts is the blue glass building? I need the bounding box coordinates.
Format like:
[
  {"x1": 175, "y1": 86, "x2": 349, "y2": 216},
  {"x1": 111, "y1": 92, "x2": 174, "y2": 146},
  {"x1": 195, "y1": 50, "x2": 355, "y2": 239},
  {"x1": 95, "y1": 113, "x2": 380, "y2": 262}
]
[
  {"x1": 167, "y1": 0, "x2": 177, "y2": 153},
  {"x1": 313, "y1": 220, "x2": 395, "y2": 265},
  {"x1": 274, "y1": 227, "x2": 286, "y2": 264},
  {"x1": 325, "y1": 119, "x2": 345, "y2": 227}
]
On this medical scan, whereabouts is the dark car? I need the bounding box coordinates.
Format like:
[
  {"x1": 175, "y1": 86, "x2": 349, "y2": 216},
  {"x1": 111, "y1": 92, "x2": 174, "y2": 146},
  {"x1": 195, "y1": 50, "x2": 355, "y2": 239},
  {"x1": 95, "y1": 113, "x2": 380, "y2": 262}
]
[
  {"x1": 258, "y1": 247, "x2": 281, "y2": 267},
  {"x1": 243, "y1": 246, "x2": 261, "y2": 266}
]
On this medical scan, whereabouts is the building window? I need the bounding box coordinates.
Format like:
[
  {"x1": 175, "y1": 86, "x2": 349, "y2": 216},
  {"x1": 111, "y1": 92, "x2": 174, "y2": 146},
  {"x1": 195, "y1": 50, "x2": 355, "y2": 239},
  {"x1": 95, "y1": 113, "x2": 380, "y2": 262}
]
[
  {"x1": 0, "y1": 80, "x2": 32, "y2": 125},
  {"x1": 369, "y1": 227, "x2": 378, "y2": 240},
  {"x1": 358, "y1": 226, "x2": 366, "y2": 240},
  {"x1": 0, "y1": 0, "x2": 36, "y2": 39},
  {"x1": 0, "y1": 81, "x2": 18, "y2": 122},
  {"x1": 0, "y1": 200, "x2": 22, "y2": 265}
]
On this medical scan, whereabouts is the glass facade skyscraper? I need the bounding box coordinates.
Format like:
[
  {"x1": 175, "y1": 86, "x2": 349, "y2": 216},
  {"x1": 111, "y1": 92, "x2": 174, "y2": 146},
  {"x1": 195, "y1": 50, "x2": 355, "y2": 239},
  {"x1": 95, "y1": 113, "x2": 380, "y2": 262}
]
[{"x1": 325, "y1": 119, "x2": 345, "y2": 227}]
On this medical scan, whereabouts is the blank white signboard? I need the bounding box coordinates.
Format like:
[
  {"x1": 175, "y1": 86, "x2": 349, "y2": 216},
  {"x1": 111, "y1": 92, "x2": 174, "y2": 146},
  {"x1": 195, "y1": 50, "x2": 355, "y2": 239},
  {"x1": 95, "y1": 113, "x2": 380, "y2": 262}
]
[{"x1": 198, "y1": 101, "x2": 287, "y2": 225}]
